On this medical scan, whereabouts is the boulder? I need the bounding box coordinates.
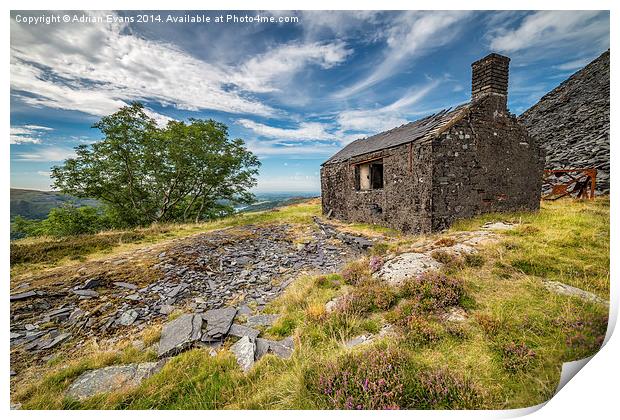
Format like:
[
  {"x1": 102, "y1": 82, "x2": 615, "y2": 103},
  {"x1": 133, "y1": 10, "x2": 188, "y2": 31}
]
[
  {"x1": 157, "y1": 314, "x2": 202, "y2": 357},
  {"x1": 230, "y1": 336, "x2": 255, "y2": 372},
  {"x1": 375, "y1": 253, "x2": 443, "y2": 285},
  {"x1": 543, "y1": 280, "x2": 608, "y2": 306},
  {"x1": 66, "y1": 361, "x2": 165, "y2": 401}
]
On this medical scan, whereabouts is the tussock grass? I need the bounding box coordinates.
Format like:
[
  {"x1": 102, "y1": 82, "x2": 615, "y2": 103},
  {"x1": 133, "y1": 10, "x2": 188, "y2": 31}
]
[{"x1": 11, "y1": 197, "x2": 609, "y2": 410}]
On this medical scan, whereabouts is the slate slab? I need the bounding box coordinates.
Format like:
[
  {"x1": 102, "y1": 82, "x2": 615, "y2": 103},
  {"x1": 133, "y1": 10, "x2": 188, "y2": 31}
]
[
  {"x1": 10, "y1": 291, "x2": 38, "y2": 301},
  {"x1": 113, "y1": 282, "x2": 138, "y2": 290},
  {"x1": 254, "y1": 337, "x2": 294, "y2": 360},
  {"x1": 230, "y1": 336, "x2": 255, "y2": 372},
  {"x1": 66, "y1": 361, "x2": 165, "y2": 401},
  {"x1": 227, "y1": 324, "x2": 260, "y2": 341},
  {"x1": 157, "y1": 313, "x2": 202, "y2": 357},
  {"x1": 201, "y1": 307, "x2": 236, "y2": 340},
  {"x1": 73, "y1": 289, "x2": 99, "y2": 298},
  {"x1": 118, "y1": 309, "x2": 139, "y2": 326}
]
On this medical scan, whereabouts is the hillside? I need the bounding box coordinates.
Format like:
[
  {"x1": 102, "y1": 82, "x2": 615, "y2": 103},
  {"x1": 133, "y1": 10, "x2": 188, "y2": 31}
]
[
  {"x1": 10, "y1": 198, "x2": 609, "y2": 410},
  {"x1": 519, "y1": 50, "x2": 610, "y2": 193},
  {"x1": 10, "y1": 189, "x2": 100, "y2": 220}
]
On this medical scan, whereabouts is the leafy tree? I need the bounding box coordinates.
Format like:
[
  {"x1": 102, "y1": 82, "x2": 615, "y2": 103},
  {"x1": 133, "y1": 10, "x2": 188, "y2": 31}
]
[
  {"x1": 11, "y1": 204, "x2": 110, "y2": 238},
  {"x1": 51, "y1": 103, "x2": 260, "y2": 226}
]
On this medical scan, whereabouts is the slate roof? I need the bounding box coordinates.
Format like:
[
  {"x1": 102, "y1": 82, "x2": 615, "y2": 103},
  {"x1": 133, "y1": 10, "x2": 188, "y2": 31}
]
[{"x1": 323, "y1": 103, "x2": 470, "y2": 165}]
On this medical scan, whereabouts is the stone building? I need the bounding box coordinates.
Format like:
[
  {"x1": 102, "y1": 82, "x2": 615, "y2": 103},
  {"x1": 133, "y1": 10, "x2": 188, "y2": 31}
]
[
  {"x1": 519, "y1": 50, "x2": 610, "y2": 194},
  {"x1": 320, "y1": 53, "x2": 545, "y2": 233}
]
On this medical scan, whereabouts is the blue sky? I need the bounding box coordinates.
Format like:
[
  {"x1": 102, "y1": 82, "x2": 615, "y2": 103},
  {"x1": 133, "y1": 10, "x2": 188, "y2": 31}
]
[{"x1": 10, "y1": 10, "x2": 609, "y2": 193}]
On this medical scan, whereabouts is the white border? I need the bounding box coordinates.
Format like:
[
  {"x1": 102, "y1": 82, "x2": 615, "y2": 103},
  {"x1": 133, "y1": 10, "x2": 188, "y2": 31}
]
[{"x1": 3, "y1": 1, "x2": 617, "y2": 419}]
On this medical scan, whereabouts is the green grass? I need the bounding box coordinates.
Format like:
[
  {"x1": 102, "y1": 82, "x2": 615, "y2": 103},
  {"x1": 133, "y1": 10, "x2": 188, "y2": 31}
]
[{"x1": 11, "y1": 197, "x2": 609, "y2": 409}]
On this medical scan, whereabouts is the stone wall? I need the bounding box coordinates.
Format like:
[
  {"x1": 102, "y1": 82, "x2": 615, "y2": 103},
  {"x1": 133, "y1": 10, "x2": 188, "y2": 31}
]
[
  {"x1": 431, "y1": 95, "x2": 545, "y2": 230},
  {"x1": 321, "y1": 141, "x2": 434, "y2": 233},
  {"x1": 519, "y1": 50, "x2": 610, "y2": 194}
]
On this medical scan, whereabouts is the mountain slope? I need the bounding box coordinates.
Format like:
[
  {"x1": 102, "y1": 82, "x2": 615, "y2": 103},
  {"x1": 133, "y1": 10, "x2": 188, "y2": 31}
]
[{"x1": 519, "y1": 50, "x2": 610, "y2": 193}]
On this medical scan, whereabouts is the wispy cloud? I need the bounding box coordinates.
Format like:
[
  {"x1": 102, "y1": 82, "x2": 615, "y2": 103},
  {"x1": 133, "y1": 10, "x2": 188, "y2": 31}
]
[
  {"x1": 238, "y1": 119, "x2": 333, "y2": 141},
  {"x1": 12, "y1": 146, "x2": 76, "y2": 162},
  {"x1": 336, "y1": 78, "x2": 441, "y2": 134},
  {"x1": 10, "y1": 11, "x2": 351, "y2": 119},
  {"x1": 231, "y1": 41, "x2": 351, "y2": 93},
  {"x1": 10, "y1": 124, "x2": 53, "y2": 144},
  {"x1": 489, "y1": 11, "x2": 609, "y2": 55},
  {"x1": 334, "y1": 11, "x2": 470, "y2": 98}
]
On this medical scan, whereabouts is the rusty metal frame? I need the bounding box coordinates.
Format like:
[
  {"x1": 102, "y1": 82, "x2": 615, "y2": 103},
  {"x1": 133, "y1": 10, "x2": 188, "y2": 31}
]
[{"x1": 542, "y1": 168, "x2": 597, "y2": 200}]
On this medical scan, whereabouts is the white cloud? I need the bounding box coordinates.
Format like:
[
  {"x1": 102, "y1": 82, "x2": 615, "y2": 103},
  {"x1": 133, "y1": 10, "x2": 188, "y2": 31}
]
[
  {"x1": 334, "y1": 11, "x2": 470, "y2": 98},
  {"x1": 12, "y1": 146, "x2": 76, "y2": 162},
  {"x1": 336, "y1": 79, "x2": 441, "y2": 133},
  {"x1": 554, "y1": 57, "x2": 593, "y2": 72},
  {"x1": 10, "y1": 124, "x2": 54, "y2": 144},
  {"x1": 237, "y1": 119, "x2": 333, "y2": 141},
  {"x1": 245, "y1": 139, "x2": 340, "y2": 158},
  {"x1": 11, "y1": 11, "x2": 349, "y2": 119},
  {"x1": 489, "y1": 11, "x2": 609, "y2": 54},
  {"x1": 231, "y1": 41, "x2": 351, "y2": 93}
]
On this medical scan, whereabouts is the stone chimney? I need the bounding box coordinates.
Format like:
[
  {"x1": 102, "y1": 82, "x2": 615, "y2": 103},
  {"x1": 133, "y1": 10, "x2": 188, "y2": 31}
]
[{"x1": 471, "y1": 53, "x2": 510, "y2": 110}]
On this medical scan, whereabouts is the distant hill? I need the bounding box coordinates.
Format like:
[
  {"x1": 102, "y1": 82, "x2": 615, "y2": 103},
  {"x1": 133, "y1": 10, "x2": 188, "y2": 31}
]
[
  {"x1": 10, "y1": 188, "x2": 318, "y2": 221},
  {"x1": 10, "y1": 189, "x2": 100, "y2": 220},
  {"x1": 519, "y1": 50, "x2": 610, "y2": 193}
]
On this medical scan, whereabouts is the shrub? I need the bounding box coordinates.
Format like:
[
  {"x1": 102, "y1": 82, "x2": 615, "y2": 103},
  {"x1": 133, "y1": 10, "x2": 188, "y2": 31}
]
[
  {"x1": 369, "y1": 256, "x2": 384, "y2": 273},
  {"x1": 336, "y1": 281, "x2": 396, "y2": 315},
  {"x1": 308, "y1": 347, "x2": 407, "y2": 409},
  {"x1": 370, "y1": 242, "x2": 389, "y2": 256},
  {"x1": 400, "y1": 272, "x2": 465, "y2": 313},
  {"x1": 501, "y1": 342, "x2": 536, "y2": 373},
  {"x1": 12, "y1": 204, "x2": 111, "y2": 238},
  {"x1": 341, "y1": 260, "x2": 371, "y2": 286},
  {"x1": 463, "y1": 253, "x2": 485, "y2": 267},
  {"x1": 306, "y1": 303, "x2": 327, "y2": 323},
  {"x1": 307, "y1": 347, "x2": 483, "y2": 409},
  {"x1": 434, "y1": 237, "x2": 456, "y2": 247},
  {"x1": 475, "y1": 313, "x2": 502, "y2": 336},
  {"x1": 314, "y1": 274, "x2": 341, "y2": 289},
  {"x1": 402, "y1": 315, "x2": 444, "y2": 345},
  {"x1": 410, "y1": 368, "x2": 482, "y2": 409}
]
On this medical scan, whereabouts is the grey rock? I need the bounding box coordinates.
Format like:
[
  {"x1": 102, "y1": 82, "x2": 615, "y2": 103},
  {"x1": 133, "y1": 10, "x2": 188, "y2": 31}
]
[
  {"x1": 202, "y1": 307, "x2": 236, "y2": 339},
  {"x1": 344, "y1": 334, "x2": 373, "y2": 348},
  {"x1": 159, "y1": 304, "x2": 174, "y2": 315},
  {"x1": 113, "y1": 282, "x2": 138, "y2": 290},
  {"x1": 230, "y1": 336, "x2": 255, "y2": 372},
  {"x1": 37, "y1": 332, "x2": 71, "y2": 350},
  {"x1": 66, "y1": 361, "x2": 165, "y2": 401},
  {"x1": 246, "y1": 314, "x2": 280, "y2": 327},
  {"x1": 118, "y1": 309, "x2": 139, "y2": 326},
  {"x1": 82, "y1": 278, "x2": 101, "y2": 289},
  {"x1": 157, "y1": 313, "x2": 202, "y2": 357},
  {"x1": 375, "y1": 253, "x2": 443, "y2": 286},
  {"x1": 228, "y1": 324, "x2": 260, "y2": 341},
  {"x1": 543, "y1": 280, "x2": 608, "y2": 306},
  {"x1": 10, "y1": 291, "x2": 38, "y2": 301},
  {"x1": 73, "y1": 289, "x2": 99, "y2": 298},
  {"x1": 237, "y1": 304, "x2": 253, "y2": 316},
  {"x1": 254, "y1": 337, "x2": 294, "y2": 360}
]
